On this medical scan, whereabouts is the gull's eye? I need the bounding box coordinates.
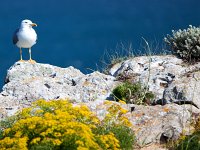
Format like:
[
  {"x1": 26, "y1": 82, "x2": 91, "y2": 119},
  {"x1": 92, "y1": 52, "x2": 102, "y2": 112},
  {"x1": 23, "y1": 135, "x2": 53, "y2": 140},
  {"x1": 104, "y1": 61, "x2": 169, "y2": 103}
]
[{"x1": 24, "y1": 21, "x2": 28, "y2": 23}]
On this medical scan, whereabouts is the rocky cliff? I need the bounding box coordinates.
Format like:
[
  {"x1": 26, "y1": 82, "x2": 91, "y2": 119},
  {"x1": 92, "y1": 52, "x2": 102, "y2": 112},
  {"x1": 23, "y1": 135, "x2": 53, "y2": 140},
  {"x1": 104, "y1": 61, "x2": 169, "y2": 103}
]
[{"x1": 0, "y1": 55, "x2": 200, "y2": 147}]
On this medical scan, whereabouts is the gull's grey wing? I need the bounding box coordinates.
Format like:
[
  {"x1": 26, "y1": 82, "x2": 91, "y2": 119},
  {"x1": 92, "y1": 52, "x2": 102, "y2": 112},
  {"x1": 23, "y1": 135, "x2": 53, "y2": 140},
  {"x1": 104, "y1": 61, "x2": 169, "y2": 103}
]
[{"x1": 13, "y1": 28, "x2": 19, "y2": 45}]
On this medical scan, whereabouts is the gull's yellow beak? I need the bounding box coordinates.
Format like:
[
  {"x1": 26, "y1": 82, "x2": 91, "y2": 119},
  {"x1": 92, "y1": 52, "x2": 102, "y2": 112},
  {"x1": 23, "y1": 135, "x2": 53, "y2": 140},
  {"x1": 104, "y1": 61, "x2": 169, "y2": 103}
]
[{"x1": 31, "y1": 23, "x2": 37, "y2": 27}]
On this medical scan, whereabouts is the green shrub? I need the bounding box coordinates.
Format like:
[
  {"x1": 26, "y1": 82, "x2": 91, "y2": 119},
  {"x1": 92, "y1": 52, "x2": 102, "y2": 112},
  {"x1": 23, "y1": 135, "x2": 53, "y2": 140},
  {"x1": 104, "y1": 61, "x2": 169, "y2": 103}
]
[
  {"x1": 112, "y1": 81, "x2": 154, "y2": 104},
  {"x1": 173, "y1": 131, "x2": 200, "y2": 150},
  {"x1": 96, "y1": 101, "x2": 135, "y2": 149},
  {"x1": 0, "y1": 99, "x2": 135, "y2": 150},
  {"x1": 95, "y1": 125, "x2": 134, "y2": 150},
  {"x1": 164, "y1": 25, "x2": 200, "y2": 62}
]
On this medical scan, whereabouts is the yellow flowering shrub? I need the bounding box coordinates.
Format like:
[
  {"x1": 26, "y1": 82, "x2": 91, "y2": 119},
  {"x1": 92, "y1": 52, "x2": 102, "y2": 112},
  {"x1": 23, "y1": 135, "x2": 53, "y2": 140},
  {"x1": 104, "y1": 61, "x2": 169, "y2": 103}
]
[
  {"x1": 97, "y1": 102, "x2": 135, "y2": 149},
  {"x1": 0, "y1": 99, "x2": 134, "y2": 150}
]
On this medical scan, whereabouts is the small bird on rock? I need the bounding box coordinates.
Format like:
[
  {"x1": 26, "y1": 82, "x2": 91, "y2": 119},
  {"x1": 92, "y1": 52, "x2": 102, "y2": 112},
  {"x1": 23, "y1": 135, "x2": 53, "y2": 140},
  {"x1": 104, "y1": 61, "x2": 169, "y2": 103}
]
[{"x1": 13, "y1": 19, "x2": 37, "y2": 63}]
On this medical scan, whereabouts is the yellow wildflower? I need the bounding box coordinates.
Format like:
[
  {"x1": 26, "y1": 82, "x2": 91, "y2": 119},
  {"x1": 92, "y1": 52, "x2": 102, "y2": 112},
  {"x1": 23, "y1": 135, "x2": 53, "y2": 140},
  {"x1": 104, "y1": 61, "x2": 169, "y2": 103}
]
[
  {"x1": 120, "y1": 108, "x2": 128, "y2": 114},
  {"x1": 99, "y1": 133, "x2": 120, "y2": 150},
  {"x1": 14, "y1": 131, "x2": 22, "y2": 138},
  {"x1": 0, "y1": 99, "x2": 134, "y2": 150},
  {"x1": 30, "y1": 137, "x2": 41, "y2": 144},
  {"x1": 52, "y1": 139, "x2": 62, "y2": 145},
  {"x1": 119, "y1": 100, "x2": 126, "y2": 104}
]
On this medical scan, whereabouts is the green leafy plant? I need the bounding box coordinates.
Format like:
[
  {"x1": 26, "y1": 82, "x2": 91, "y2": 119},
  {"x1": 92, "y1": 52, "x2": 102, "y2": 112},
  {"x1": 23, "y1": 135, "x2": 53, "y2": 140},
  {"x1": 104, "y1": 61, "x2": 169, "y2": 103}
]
[
  {"x1": 169, "y1": 117, "x2": 200, "y2": 150},
  {"x1": 96, "y1": 101, "x2": 135, "y2": 150},
  {"x1": 164, "y1": 25, "x2": 200, "y2": 62},
  {"x1": 0, "y1": 99, "x2": 135, "y2": 150},
  {"x1": 112, "y1": 81, "x2": 154, "y2": 104},
  {"x1": 175, "y1": 132, "x2": 200, "y2": 150},
  {"x1": 95, "y1": 125, "x2": 134, "y2": 150}
]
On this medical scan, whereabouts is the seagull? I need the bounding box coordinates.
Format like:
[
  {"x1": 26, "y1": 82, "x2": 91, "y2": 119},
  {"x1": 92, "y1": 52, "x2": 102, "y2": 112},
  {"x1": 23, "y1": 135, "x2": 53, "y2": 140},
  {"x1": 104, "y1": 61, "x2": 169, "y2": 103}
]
[{"x1": 13, "y1": 19, "x2": 37, "y2": 63}]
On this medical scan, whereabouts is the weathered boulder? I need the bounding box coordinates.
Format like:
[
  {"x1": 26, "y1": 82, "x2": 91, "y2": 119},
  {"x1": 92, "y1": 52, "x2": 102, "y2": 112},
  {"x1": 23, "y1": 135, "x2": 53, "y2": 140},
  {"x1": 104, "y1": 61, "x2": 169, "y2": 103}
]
[
  {"x1": 3, "y1": 62, "x2": 116, "y2": 103},
  {"x1": 0, "y1": 95, "x2": 19, "y2": 118},
  {"x1": 126, "y1": 104, "x2": 191, "y2": 146},
  {"x1": 110, "y1": 55, "x2": 200, "y2": 108},
  {"x1": 85, "y1": 100, "x2": 192, "y2": 146},
  {"x1": 1, "y1": 62, "x2": 116, "y2": 117}
]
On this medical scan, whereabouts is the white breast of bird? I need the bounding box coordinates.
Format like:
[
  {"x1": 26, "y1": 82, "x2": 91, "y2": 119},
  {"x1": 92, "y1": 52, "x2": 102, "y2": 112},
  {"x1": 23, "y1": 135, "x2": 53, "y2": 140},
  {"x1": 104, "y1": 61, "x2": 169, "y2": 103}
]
[{"x1": 16, "y1": 28, "x2": 37, "y2": 48}]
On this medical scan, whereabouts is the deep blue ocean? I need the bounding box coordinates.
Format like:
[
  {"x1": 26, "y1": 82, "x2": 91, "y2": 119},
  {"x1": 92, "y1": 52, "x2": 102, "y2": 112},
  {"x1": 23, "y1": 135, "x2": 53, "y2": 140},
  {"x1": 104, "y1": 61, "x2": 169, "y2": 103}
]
[{"x1": 0, "y1": 0, "x2": 200, "y2": 89}]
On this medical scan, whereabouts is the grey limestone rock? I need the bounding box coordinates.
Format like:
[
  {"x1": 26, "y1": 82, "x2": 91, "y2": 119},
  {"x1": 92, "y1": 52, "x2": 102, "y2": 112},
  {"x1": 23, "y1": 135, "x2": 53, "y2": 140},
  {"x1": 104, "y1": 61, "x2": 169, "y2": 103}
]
[
  {"x1": 1, "y1": 62, "x2": 116, "y2": 116},
  {"x1": 110, "y1": 55, "x2": 200, "y2": 108},
  {"x1": 125, "y1": 103, "x2": 191, "y2": 146},
  {"x1": 85, "y1": 100, "x2": 192, "y2": 146}
]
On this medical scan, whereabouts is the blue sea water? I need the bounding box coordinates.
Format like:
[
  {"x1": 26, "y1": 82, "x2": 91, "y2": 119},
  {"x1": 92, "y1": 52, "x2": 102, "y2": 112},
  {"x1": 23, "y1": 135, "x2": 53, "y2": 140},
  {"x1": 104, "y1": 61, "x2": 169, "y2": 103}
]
[{"x1": 0, "y1": 0, "x2": 200, "y2": 89}]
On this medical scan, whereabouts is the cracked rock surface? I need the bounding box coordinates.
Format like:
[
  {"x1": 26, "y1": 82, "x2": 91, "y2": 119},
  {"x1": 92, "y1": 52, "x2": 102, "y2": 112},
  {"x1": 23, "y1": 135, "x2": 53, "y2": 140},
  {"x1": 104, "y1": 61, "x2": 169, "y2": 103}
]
[
  {"x1": 0, "y1": 55, "x2": 200, "y2": 147},
  {"x1": 110, "y1": 55, "x2": 200, "y2": 108},
  {"x1": 1, "y1": 62, "x2": 116, "y2": 117}
]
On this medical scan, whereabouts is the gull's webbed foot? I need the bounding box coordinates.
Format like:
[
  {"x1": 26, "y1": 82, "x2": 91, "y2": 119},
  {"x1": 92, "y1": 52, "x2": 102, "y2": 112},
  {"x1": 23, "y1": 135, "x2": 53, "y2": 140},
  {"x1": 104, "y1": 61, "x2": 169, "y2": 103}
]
[
  {"x1": 28, "y1": 59, "x2": 36, "y2": 64},
  {"x1": 18, "y1": 59, "x2": 26, "y2": 62}
]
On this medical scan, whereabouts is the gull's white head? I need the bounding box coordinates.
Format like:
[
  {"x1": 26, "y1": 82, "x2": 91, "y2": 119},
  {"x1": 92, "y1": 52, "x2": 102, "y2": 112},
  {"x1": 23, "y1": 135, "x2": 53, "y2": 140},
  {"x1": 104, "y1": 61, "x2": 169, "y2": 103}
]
[{"x1": 20, "y1": 19, "x2": 37, "y2": 28}]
